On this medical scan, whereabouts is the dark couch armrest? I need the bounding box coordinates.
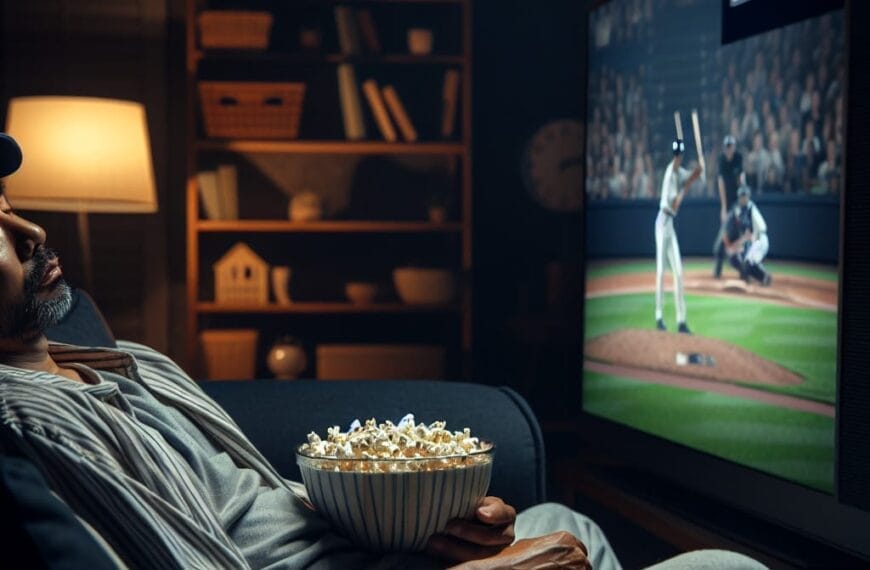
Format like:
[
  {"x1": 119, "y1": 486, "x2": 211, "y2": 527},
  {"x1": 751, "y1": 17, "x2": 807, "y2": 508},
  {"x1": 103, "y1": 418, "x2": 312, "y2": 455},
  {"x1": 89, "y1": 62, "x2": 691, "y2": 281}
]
[{"x1": 200, "y1": 380, "x2": 547, "y2": 512}]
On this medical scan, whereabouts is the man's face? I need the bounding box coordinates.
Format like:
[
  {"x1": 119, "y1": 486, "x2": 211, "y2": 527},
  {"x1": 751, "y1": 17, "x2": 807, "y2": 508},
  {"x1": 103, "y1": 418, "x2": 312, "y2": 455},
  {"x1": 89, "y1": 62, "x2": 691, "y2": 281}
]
[
  {"x1": 0, "y1": 190, "x2": 71, "y2": 342},
  {"x1": 739, "y1": 194, "x2": 749, "y2": 208},
  {"x1": 724, "y1": 144, "x2": 735, "y2": 160}
]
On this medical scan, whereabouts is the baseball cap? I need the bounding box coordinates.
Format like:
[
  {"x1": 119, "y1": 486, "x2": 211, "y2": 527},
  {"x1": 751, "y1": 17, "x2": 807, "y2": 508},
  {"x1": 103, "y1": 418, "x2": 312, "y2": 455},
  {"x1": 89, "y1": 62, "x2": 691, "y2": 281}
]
[
  {"x1": 672, "y1": 138, "x2": 685, "y2": 156},
  {"x1": 737, "y1": 184, "x2": 751, "y2": 197},
  {"x1": 723, "y1": 135, "x2": 736, "y2": 147},
  {"x1": 0, "y1": 133, "x2": 22, "y2": 178}
]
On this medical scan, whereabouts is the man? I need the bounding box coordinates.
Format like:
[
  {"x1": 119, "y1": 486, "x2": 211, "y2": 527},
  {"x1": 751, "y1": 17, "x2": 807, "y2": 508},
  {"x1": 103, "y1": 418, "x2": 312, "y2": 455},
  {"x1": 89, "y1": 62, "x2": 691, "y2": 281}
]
[
  {"x1": 655, "y1": 138, "x2": 703, "y2": 334},
  {"x1": 723, "y1": 185, "x2": 772, "y2": 286},
  {"x1": 713, "y1": 135, "x2": 745, "y2": 278},
  {"x1": 0, "y1": 133, "x2": 761, "y2": 569}
]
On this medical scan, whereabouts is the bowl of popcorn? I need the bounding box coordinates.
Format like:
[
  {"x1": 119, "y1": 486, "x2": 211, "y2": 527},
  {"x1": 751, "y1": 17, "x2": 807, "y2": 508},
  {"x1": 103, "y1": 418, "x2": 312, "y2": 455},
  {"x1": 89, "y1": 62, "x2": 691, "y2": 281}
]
[{"x1": 296, "y1": 414, "x2": 493, "y2": 553}]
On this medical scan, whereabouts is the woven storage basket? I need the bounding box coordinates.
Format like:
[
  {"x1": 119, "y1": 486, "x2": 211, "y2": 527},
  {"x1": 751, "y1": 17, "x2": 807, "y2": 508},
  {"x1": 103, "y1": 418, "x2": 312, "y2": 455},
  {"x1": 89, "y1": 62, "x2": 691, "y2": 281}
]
[
  {"x1": 200, "y1": 329, "x2": 259, "y2": 381},
  {"x1": 200, "y1": 81, "x2": 306, "y2": 139},
  {"x1": 198, "y1": 11, "x2": 273, "y2": 50}
]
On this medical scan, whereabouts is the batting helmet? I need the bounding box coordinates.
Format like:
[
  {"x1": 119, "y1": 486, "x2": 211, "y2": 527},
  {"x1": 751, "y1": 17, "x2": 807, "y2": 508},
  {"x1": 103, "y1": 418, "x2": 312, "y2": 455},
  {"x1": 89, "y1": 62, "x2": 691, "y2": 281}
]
[{"x1": 672, "y1": 138, "x2": 685, "y2": 156}]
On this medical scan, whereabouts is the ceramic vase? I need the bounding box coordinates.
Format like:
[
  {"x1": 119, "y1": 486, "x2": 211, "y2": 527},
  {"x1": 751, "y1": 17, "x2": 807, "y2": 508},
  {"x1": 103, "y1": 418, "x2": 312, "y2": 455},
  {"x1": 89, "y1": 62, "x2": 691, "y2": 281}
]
[
  {"x1": 272, "y1": 266, "x2": 292, "y2": 305},
  {"x1": 267, "y1": 336, "x2": 307, "y2": 380}
]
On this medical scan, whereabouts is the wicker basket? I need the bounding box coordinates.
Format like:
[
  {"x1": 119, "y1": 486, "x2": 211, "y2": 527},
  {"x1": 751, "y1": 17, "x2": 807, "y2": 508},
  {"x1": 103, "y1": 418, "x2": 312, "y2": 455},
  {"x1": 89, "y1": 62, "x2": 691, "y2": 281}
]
[
  {"x1": 198, "y1": 11, "x2": 273, "y2": 50},
  {"x1": 200, "y1": 329, "x2": 259, "y2": 381},
  {"x1": 199, "y1": 81, "x2": 306, "y2": 139}
]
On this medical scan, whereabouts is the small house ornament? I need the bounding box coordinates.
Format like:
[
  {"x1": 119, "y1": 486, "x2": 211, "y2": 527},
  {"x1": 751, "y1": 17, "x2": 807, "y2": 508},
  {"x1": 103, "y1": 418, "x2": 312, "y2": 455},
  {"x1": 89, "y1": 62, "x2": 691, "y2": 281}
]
[{"x1": 214, "y1": 242, "x2": 269, "y2": 305}]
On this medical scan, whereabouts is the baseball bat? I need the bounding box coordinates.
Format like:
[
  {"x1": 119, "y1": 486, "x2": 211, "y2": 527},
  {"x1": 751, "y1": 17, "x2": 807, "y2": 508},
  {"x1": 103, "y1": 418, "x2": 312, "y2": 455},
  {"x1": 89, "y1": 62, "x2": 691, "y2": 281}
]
[
  {"x1": 691, "y1": 109, "x2": 706, "y2": 173},
  {"x1": 673, "y1": 111, "x2": 683, "y2": 141}
]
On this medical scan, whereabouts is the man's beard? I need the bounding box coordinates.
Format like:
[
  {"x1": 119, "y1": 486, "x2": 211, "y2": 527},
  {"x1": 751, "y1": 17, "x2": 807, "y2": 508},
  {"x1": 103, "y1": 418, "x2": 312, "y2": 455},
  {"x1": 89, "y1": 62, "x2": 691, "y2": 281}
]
[{"x1": 0, "y1": 248, "x2": 73, "y2": 341}]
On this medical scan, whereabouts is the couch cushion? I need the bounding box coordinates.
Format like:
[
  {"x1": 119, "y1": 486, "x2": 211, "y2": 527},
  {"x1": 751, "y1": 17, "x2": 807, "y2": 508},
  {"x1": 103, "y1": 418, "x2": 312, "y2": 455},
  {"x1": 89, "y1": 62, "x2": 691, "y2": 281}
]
[
  {"x1": 201, "y1": 379, "x2": 547, "y2": 511},
  {"x1": 45, "y1": 289, "x2": 117, "y2": 349}
]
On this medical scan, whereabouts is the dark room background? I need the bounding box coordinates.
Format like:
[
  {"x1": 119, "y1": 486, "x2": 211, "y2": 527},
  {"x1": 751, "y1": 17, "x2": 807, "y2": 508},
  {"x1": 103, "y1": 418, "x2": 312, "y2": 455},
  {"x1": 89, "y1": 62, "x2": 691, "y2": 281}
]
[{"x1": 0, "y1": 0, "x2": 587, "y2": 422}]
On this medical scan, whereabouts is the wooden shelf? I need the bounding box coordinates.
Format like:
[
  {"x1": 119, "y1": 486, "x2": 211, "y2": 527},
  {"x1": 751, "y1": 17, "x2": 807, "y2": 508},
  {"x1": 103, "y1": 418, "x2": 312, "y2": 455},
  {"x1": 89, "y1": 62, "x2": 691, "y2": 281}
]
[
  {"x1": 196, "y1": 220, "x2": 462, "y2": 233},
  {"x1": 185, "y1": 0, "x2": 473, "y2": 375},
  {"x1": 196, "y1": 140, "x2": 466, "y2": 155},
  {"x1": 197, "y1": 51, "x2": 465, "y2": 66},
  {"x1": 195, "y1": 302, "x2": 459, "y2": 314}
]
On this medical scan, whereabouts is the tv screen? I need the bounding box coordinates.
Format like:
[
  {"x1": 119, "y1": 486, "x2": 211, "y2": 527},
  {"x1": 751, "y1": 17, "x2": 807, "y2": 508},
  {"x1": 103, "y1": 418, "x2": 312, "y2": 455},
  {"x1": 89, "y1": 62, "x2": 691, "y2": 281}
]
[{"x1": 583, "y1": 0, "x2": 844, "y2": 500}]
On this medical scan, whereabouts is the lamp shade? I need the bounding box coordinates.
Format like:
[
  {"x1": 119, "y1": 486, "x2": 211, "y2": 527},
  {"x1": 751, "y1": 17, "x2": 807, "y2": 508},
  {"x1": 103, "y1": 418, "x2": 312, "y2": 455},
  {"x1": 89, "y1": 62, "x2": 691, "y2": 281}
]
[{"x1": 4, "y1": 96, "x2": 157, "y2": 213}]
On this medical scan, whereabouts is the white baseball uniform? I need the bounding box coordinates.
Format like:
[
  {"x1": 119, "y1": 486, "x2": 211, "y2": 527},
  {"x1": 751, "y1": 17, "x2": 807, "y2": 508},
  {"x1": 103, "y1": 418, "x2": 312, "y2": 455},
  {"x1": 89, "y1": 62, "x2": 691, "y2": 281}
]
[
  {"x1": 655, "y1": 161, "x2": 691, "y2": 324},
  {"x1": 743, "y1": 200, "x2": 769, "y2": 264}
]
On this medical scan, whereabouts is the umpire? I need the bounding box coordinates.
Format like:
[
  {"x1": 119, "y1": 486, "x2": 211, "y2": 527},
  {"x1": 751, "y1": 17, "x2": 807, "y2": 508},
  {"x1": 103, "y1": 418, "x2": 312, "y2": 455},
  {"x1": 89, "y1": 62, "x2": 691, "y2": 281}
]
[{"x1": 713, "y1": 135, "x2": 745, "y2": 278}]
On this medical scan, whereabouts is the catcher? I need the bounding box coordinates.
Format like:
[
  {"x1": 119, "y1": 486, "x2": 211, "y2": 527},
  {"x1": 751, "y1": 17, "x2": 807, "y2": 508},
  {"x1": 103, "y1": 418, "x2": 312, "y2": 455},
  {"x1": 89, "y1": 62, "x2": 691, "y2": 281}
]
[{"x1": 723, "y1": 185, "x2": 772, "y2": 286}]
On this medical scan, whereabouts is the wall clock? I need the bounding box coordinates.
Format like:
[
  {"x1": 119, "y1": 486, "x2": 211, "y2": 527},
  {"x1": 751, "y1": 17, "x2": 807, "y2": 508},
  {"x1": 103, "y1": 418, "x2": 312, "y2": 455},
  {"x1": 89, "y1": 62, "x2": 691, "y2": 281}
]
[{"x1": 521, "y1": 119, "x2": 584, "y2": 212}]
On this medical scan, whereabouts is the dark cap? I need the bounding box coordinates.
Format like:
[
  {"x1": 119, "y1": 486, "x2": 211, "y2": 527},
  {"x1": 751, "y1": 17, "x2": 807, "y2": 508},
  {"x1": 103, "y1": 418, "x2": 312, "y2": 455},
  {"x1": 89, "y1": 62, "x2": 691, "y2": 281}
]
[
  {"x1": 0, "y1": 133, "x2": 22, "y2": 178},
  {"x1": 672, "y1": 138, "x2": 685, "y2": 156},
  {"x1": 723, "y1": 135, "x2": 736, "y2": 147}
]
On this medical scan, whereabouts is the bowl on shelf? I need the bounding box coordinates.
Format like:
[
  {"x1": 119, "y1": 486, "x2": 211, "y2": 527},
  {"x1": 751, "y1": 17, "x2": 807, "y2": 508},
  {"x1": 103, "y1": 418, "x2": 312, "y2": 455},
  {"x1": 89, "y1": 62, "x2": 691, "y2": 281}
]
[
  {"x1": 296, "y1": 444, "x2": 493, "y2": 552},
  {"x1": 393, "y1": 267, "x2": 456, "y2": 305},
  {"x1": 344, "y1": 282, "x2": 379, "y2": 305}
]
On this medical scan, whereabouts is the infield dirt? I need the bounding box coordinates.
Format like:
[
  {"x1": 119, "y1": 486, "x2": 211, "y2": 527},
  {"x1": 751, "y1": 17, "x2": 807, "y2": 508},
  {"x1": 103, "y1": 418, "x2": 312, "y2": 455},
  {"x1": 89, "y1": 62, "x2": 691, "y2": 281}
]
[{"x1": 585, "y1": 328, "x2": 802, "y2": 386}]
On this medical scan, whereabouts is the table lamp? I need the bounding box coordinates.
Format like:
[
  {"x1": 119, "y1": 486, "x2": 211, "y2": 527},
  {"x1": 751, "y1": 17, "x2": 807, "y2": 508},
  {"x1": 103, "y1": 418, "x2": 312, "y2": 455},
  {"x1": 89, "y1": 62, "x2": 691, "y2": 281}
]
[{"x1": 4, "y1": 96, "x2": 157, "y2": 291}]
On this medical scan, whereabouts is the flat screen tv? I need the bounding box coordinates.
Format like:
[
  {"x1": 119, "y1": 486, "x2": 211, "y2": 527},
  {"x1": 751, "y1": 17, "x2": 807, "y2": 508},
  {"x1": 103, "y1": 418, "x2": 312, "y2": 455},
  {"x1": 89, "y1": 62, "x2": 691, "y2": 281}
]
[{"x1": 580, "y1": 0, "x2": 869, "y2": 560}]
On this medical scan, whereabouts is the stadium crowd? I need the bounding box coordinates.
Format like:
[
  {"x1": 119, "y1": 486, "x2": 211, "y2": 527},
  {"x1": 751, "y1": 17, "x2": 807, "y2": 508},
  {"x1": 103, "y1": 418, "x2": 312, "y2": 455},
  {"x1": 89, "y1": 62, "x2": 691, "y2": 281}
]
[{"x1": 586, "y1": 5, "x2": 844, "y2": 200}]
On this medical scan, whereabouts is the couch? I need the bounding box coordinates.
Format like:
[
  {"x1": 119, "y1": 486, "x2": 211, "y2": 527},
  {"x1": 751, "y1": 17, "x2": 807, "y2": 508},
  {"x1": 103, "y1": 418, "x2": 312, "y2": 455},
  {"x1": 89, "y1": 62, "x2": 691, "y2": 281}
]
[{"x1": 1, "y1": 289, "x2": 547, "y2": 566}]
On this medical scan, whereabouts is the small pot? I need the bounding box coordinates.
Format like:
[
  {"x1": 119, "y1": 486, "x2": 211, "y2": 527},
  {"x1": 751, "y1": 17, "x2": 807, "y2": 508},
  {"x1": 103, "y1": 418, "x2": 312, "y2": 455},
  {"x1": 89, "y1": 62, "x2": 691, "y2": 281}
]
[
  {"x1": 407, "y1": 28, "x2": 433, "y2": 55},
  {"x1": 267, "y1": 336, "x2": 307, "y2": 380},
  {"x1": 428, "y1": 206, "x2": 447, "y2": 224},
  {"x1": 345, "y1": 282, "x2": 379, "y2": 305},
  {"x1": 289, "y1": 191, "x2": 323, "y2": 222},
  {"x1": 299, "y1": 28, "x2": 322, "y2": 51}
]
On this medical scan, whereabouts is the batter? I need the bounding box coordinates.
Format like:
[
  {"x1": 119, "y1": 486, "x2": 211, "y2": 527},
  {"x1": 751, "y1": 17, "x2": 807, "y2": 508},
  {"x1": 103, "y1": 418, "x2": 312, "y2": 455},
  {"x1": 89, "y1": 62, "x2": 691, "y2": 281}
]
[{"x1": 655, "y1": 139, "x2": 703, "y2": 333}]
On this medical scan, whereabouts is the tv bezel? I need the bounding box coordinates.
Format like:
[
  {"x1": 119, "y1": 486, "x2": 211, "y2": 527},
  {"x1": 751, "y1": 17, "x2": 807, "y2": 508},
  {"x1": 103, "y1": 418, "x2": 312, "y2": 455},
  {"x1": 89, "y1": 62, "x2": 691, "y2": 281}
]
[{"x1": 579, "y1": 0, "x2": 870, "y2": 560}]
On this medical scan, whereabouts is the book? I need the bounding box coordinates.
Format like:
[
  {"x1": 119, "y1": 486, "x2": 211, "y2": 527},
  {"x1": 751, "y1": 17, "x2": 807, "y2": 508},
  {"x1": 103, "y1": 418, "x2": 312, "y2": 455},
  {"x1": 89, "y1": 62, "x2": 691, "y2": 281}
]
[
  {"x1": 381, "y1": 85, "x2": 418, "y2": 142},
  {"x1": 356, "y1": 9, "x2": 381, "y2": 54},
  {"x1": 334, "y1": 6, "x2": 361, "y2": 55},
  {"x1": 337, "y1": 64, "x2": 367, "y2": 140},
  {"x1": 441, "y1": 69, "x2": 461, "y2": 139},
  {"x1": 216, "y1": 164, "x2": 238, "y2": 220},
  {"x1": 197, "y1": 170, "x2": 222, "y2": 220},
  {"x1": 362, "y1": 79, "x2": 397, "y2": 142}
]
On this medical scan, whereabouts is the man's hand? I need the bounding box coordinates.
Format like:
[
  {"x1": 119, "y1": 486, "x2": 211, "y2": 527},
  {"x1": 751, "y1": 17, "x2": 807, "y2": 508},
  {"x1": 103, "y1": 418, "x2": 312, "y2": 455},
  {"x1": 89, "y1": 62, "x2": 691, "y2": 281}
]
[
  {"x1": 426, "y1": 497, "x2": 516, "y2": 562},
  {"x1": 446, "y1": 531, "x2": 592, "y2": 570}
]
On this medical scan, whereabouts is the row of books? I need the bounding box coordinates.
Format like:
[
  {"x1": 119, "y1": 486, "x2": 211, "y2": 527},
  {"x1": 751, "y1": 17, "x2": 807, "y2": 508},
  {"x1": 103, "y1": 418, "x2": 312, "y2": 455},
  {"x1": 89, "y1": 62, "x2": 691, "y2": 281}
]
[
  {"x1": 197, "y1": 165, "x2": 238, "y2": 220},
  {"x1": 338, "y1": 66, "x2": 460, "y2": 142},
  {"x1": 334, "y1": 6, "x2": 381, "y2": 55}
]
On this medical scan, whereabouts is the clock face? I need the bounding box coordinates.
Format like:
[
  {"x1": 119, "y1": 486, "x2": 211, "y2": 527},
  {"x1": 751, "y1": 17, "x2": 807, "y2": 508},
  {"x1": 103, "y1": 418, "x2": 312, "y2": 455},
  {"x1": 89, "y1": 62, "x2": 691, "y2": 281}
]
[{"x1": 521, "y1": 119, "x2": 584, "y2": 212}]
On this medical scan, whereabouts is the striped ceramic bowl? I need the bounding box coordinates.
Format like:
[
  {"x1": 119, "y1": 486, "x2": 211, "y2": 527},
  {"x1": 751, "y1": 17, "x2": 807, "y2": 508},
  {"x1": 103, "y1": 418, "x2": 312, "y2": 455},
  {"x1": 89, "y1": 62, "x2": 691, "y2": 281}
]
[{"x1": 296, "y1": 444, "x2": 494, "y2": 553}]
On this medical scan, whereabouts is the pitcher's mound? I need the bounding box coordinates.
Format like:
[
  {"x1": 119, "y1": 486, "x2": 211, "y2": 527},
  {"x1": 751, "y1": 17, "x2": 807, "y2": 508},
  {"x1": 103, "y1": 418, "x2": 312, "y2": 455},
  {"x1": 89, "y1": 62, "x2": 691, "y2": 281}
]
[{"x1": 585, "y1": 329, "x2": 802, "y2": 386}]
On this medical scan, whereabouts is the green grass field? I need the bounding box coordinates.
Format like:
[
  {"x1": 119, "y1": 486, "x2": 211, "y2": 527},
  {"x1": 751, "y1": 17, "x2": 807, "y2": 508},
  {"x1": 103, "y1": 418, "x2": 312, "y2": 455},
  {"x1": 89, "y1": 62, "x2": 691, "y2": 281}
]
[
  {"x1": 584, "y1": 260, "x2": 838, "y2": 493},
  {"x1": 583, "y1": 372, "x2": 834, "y2": 492}
]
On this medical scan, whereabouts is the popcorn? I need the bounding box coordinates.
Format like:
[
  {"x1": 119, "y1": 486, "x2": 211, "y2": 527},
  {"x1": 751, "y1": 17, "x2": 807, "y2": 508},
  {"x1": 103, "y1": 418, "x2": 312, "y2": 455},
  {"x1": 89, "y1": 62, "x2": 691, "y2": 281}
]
[{"x1": 298, "y1": 414, "x2": 492, "y2": 473}]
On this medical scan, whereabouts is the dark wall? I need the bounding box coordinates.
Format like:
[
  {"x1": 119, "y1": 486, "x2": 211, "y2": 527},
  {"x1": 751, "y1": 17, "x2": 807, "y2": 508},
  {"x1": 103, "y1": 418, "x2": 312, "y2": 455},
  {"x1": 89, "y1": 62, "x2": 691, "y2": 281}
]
[
  {"x1": 0, "y1": 0, "x2": 172, "y2": 353},
  {"x1": 587, "y1": 196, "x2": 840, "y2": 263},
  {"x1": 472, "y1": 1, "x2": 585, "y2": 420}
]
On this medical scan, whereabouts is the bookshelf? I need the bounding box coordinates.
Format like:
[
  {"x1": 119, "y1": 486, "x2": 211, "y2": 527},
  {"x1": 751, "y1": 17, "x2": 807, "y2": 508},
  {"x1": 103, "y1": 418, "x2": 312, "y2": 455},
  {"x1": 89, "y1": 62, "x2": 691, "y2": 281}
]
[{"x1": 184, "y1": 0, "x2": 472, "y2": 379}]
